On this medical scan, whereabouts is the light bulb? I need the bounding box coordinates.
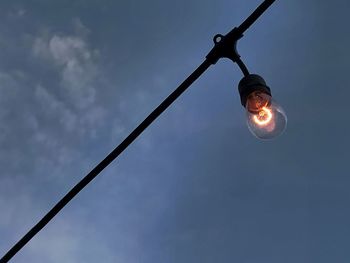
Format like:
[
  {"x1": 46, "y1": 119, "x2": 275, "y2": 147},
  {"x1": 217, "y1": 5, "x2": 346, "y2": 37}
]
[
  {"x1": 245, "y1": 91, "x2": 287, "y2": 139},
  {"x1": 238, "y1": 74, "x2": 287, "y2": 140}
]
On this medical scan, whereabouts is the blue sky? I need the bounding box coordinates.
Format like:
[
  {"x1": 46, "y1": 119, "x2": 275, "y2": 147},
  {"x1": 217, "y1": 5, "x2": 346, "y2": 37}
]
[{"x1": 0, "y1": 0, "x2": 350, "y2": 262}]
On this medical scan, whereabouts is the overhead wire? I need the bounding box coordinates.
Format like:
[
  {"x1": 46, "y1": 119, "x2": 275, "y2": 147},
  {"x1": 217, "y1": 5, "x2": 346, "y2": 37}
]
[{"x1": 0, "y1": 1, "x2": 277, "y2": 262}]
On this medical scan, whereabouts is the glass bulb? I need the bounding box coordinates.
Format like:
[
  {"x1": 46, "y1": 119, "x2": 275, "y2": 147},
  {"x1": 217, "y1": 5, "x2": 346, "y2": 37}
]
[{"x1": 245, "y1": 91, "x2": 287, "y2": 140}]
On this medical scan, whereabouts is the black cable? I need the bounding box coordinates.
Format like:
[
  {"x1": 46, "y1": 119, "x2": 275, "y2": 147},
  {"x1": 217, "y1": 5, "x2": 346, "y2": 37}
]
[
  {"x1": 236, "y1": 57, "x2": 250, "y2": 76},
  {"x1": 0, "y1": 0, "x2": 277, "y2": 261},
  {"x1": 237, "y1": 0, "x2": 276, "y2": 35},
  {"x1": 0, "y1": 60, "x2": 212, "y2": 263}
]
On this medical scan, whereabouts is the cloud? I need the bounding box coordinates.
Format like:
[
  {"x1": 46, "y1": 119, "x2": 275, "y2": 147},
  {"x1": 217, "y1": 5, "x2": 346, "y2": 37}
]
[
  {"x1": 35, "y1": 84, "x2": 78, "y2": 132},
  {"x1": 33, "y1": 32, "x2": 100, "y2": 110},
  {"x1": 7, "y1": 8, "x2": 26, "y2": 18},
  {"x1": 0, "y1": 19, "x2": 112, "y2": 186},
  {"x1": 0, "y1": 180, "x2": 118, "y2": 263},
  {"x1": 0, "y1": 21, "x2": 115, "y2": 260}
]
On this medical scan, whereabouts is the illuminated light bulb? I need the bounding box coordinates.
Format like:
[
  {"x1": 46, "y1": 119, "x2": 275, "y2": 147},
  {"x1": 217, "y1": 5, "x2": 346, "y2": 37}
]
[
  {"x1": 253, "y1": 106, "x2": 273, "y2": 126},
  {"x1": 238, "y1": 74, "x2": 287, "y2": 140},
  {"x1": 245, "y1": 91, "x2": 287, "y2": 139}
]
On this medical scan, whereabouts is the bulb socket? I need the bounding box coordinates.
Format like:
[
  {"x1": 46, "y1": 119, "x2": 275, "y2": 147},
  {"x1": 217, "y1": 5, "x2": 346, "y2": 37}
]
[{"x1": 238, "y1": 74, "x2": 272, "y2": 107}]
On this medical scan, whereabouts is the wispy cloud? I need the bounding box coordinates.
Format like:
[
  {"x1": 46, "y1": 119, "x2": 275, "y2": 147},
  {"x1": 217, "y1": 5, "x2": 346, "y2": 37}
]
[
  {"x1": 0, "y1": 20, "x2": 113, "y2": 257},
  {"x1": 33, "y1": 31, "x2": 100, "y2": 109}
]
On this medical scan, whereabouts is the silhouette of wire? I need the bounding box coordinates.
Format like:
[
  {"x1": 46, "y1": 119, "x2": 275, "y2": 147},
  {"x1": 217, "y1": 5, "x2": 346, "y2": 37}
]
[
  {"x1": 0, "y1": 60, "x2": 211, "y2": 263},
  {"x1": 237, "y1": 0, "x2": 276, "y2": 35},
  {"x1": 0, "y1": 1, "x2": 276, "y2": 262}
]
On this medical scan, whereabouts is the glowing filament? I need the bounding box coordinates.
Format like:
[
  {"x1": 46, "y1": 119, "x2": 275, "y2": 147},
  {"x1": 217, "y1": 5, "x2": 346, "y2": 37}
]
[{"x1": 253, "y1": 107, "x2": 273, "y2": 126}]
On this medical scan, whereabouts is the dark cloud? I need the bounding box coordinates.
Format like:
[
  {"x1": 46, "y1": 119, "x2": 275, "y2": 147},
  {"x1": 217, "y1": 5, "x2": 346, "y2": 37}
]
[{"x1": 0, "y1": 0, "x2": 349, "y2": 262}]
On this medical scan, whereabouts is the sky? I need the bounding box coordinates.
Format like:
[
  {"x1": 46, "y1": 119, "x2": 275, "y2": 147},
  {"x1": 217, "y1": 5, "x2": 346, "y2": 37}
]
[{"x1": 0, "y1": 0, "x2": 349, "y2": 262}]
